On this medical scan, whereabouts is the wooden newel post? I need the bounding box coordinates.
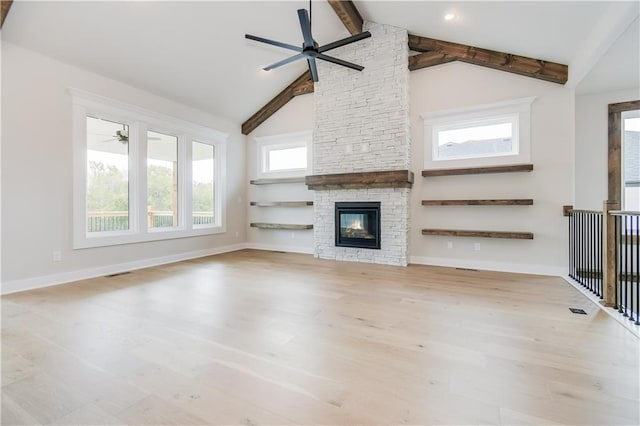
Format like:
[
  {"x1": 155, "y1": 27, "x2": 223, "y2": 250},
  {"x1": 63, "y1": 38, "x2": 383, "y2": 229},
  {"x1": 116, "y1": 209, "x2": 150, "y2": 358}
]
[{"x1": 601, "y1": 199, "x2": 620, "y2": 307}]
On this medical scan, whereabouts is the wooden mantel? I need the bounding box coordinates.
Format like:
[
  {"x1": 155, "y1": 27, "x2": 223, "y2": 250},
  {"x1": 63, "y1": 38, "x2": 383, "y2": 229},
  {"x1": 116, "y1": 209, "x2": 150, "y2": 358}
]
[{"x1": 305, "y1": 170, "x2": 414, "y2": 190}]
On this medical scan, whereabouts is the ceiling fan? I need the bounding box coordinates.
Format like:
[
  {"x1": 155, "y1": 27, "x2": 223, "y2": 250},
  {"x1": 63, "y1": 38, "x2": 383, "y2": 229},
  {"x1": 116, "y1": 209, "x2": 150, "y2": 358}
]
[
  {"x1": 93, "y1": 129, "x2": 161, "y2": 144},
  {"x1": 245, "y1": 1, "x2": 371, "y2": 82}
]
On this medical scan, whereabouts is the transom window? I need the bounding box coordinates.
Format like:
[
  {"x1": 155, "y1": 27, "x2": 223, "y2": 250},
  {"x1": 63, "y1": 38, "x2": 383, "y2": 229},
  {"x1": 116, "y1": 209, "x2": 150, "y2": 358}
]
[
  {"x1": 71, "y1": 89, "x2": 227, "y2": 249},
  {"x1": 433, "y1": 114, "x2": 518, "y2": 161},
  {"x1": 255, "y1": 131, "x2": 312, "y2": 177},
  {"x1": 622, "y1": 110, "x2": 639, "y2": 211},
  {"x1": 423, "y1": 97, "x2": 534, "y2": 169}
]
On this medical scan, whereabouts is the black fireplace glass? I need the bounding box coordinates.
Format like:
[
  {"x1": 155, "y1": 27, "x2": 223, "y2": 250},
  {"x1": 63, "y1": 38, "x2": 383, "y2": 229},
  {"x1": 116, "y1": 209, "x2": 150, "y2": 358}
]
[{"x1": 335, "y1": 202, "x2": 381, "y2": 249}]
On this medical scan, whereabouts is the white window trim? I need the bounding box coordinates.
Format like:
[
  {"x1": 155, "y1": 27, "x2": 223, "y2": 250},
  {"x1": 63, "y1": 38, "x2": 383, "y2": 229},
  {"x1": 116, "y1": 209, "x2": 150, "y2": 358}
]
[
  {"x1": 422, "y1": 97, "x2": 535, "y2": 170},
  {"x1": 254, "y1": 130, "x2": 312, "y2": 178},
  {"x1": 70, "y1": 88, "x2": 227, "y2": 249}
]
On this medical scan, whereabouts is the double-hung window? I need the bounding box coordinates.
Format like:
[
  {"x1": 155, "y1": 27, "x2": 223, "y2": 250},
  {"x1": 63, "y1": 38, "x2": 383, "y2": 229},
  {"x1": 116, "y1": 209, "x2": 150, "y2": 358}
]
[
  {"x1": 71, "y1": 89, "x2": 227, "y2": 249},
  {"x1": 423, "y1": 97, "x2": 535, "y2": 169}
]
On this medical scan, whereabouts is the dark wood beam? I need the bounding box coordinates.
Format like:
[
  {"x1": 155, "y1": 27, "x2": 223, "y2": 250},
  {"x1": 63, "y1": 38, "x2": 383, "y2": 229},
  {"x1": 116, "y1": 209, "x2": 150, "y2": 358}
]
[
  {"x1": 327, "y1": 0, "x2": 363, "y2": 35},
  {"x1": 292, "y1": 78, "x2": 314, "y2": 96},
  {"x1": 422, "y1": 199, "x2": 533, "y2": 206},
  {"x1": 408, "y1": 34, "x2": 568, "y2": 85},
  {"x1": 409, "y1": 51, "x2": 456, "y2": 71},
  {"x1": 241, "y1": 71, "x2": 313, "y2": 135},
  {"x1": 1, "y1": 0, "x2": 13, "y2": 28},
  {"x1": 422, "y1": 229, "x2": 534, "y2": 240},
  {"x1": 422, "y1": 164, "x2": 533, "y2": 177},
  {"x1": 306, "y1": 170, "x2": 414, "y2": 190}
]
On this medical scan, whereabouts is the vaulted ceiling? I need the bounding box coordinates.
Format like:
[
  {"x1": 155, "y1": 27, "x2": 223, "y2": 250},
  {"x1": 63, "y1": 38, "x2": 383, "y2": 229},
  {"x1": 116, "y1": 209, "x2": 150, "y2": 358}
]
[{"x1": 2, "y1": 1, "x2": 638, "y2": 132}]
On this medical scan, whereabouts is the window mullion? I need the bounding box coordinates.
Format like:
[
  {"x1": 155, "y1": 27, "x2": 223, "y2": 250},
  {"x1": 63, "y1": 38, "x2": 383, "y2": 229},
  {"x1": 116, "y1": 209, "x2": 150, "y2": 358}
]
[
  {"x1": 135, "y1": 122, "x2": 148, "y2": 234},
  {"x1": 184, "y1": 137, "x2": 194, "y2": 231}
]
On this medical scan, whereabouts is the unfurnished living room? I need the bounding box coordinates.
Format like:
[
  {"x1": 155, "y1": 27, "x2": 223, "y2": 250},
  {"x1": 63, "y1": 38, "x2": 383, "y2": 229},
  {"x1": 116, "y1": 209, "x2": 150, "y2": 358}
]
[{"x1": 1, "y1": 0, "x2": 639, "y2": 425}]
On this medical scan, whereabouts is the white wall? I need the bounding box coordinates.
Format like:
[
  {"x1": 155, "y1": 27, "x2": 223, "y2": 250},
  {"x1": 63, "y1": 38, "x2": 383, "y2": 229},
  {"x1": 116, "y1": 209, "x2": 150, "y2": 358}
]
[
  {"x1": 575, "y1": 88, "x2": 640, "y2": 209},
  {"x1": 246, "y1": 95, "x2": 315, "y2": 253},
  {"x1": 1, "y1": 42, "x2": 247, "y2": 293},
  {"x1": 410, "y1": 62, "x2": 575, "y2": 275},
  {"x1": 246, "y1": 61, "x2": 576, "y2": 275}
]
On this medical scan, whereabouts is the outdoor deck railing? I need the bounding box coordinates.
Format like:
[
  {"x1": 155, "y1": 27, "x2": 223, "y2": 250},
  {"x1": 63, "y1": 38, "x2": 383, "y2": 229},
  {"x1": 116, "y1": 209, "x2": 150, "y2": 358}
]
[{"x1": 87, "y1": 211, "x2": 214, "y2": 232}]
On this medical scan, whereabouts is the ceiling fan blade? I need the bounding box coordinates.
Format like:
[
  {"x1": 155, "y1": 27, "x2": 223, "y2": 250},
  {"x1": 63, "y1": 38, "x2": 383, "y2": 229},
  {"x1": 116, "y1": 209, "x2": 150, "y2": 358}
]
[
  {"x1": 297, "y1": 9, "x2": 314, "y2": 48},
  {"x1": 307, "y1": 57, "x2": 319, "y2": 82},
  {"x1": 245, "y1": 34, "x2": 301, "y2": 52},
  {"x1": 318, "y1": 31, "x2": 371, "y2": 53},
  {"x1": 316, "y1": 54, "x2": 364, "y2": 71},
  {"x1": 264, "y1": 53, "x2": 305, "y2": 71}
]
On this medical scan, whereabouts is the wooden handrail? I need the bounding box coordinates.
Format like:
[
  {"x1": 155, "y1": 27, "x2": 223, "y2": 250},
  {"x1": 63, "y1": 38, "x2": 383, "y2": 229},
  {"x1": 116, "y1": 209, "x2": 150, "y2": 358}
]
[{"x1": 608, "y1": 210, "x2": 640, "y2": 216}]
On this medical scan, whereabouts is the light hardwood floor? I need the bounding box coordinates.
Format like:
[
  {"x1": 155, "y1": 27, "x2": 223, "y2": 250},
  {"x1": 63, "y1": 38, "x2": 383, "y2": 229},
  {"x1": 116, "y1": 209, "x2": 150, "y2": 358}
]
[{"x1": 2, "y1": 249, "x2": 639, "y2": 425}]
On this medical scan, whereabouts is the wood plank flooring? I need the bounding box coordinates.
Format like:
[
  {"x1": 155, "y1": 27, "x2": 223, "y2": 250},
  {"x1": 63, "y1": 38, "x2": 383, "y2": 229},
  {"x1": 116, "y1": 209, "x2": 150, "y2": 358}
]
[{"x1": 2, "y1": 249, "x2": 638, "y2": 425}]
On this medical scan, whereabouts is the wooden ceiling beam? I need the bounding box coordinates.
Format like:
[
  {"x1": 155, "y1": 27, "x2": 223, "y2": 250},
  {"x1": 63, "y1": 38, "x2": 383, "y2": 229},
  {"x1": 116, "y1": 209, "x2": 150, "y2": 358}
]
[
  {"x1": 409, "y1": 51, "x2": 457, "y2": 71},
  {"x1": 1, "y1": 0, "x2": 13, "y2": 28},
  {"x1": 327, "y1": 0, "x2": 363, "y2": 35},
  {"x1": 241, "y1": 71, "x2": 313, "y2": 135},
  {"x1": 242, "y1": 1, "x2": 570, "y2": 134},
  {"x1": 408, "y1": 34, "x2": 568, "y2": 85}
]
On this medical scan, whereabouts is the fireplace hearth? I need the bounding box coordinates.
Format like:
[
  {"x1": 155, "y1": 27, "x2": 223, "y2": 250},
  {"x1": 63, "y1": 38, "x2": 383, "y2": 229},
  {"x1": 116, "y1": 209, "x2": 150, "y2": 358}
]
[{"x1": 335, "y1": 202, "x2": 381, "y2": 249}]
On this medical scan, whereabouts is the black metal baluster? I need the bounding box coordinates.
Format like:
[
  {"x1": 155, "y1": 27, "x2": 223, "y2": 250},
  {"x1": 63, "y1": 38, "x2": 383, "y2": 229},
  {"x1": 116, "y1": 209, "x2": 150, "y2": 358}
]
[
  {"x1": 599, "y1": 213, "x2": 603, "y2": 297},
  {"x1": 577, "y1": 213, "x2": 582, "y2": 286},
  {"x1": 623, "y1": 216, "x2": 629, "y2": 317},
  {"x1": 586, "y1": 213, "x2": 591, "y2": 291},
  {"x1": 587, "y1": 213, "x2": 595, "y2": 293},
  {"x1": 631, "y1": 215, "x2": 637, "y2": 322},
  {"x1": 569, "y1": 212, "x2": 574, "y2": 279},
  {"x1": 635, "y1": 215, "x2": 640, "y2": 325},
  {"x1": 615, "y1": 216, "x2": 620, "y2": 311},
  {"x1": 591, "y1": 213, "x2": 595, "y2": 293},
  {"x1": 579, "y1": 213, "x2": 584, "y2": 287}
]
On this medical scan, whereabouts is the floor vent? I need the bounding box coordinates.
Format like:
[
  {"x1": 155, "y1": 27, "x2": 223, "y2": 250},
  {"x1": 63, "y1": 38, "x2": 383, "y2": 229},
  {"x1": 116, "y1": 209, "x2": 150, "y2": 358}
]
[
  {"x1": 569, "y1": 308, "x2": 587, "y2": 315},
  {"x1": 105, "y1": 271, "x2": 131, "y2": 278},
  {"x1": 456, "y1": 267, "x2": 478, "y2": 271}
]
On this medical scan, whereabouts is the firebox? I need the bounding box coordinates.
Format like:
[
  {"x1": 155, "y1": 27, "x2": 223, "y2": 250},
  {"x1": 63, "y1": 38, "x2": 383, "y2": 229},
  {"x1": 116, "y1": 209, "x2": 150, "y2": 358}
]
[{"x1": 335, "y1": 202, "x2": 381, "y2": 249}]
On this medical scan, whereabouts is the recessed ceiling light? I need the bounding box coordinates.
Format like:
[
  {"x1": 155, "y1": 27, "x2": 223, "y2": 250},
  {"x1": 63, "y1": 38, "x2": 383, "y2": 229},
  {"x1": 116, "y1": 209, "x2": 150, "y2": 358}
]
[{"x1": 444, "y1": 12, "x2": 456, "y2": 21}]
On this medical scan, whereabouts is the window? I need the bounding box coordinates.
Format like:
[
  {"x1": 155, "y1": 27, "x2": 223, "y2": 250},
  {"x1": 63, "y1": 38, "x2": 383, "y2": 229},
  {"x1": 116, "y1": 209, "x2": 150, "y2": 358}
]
[
  {"x1": 192, "y1": 141, "x2": 215, "y2": 226},
  {"x1": 86, "y1": 116, "x2": 130, "y2": 233},
  {"x1": 71, "y1": 89, "x2": 227, "y2": 249},
  {"x1": 255, "y1": 131, "x2": 312, "y2": 177},
  {"x1": 423, "y1": 97, "x2": 534, "y2": 169},
  {"x1": 622, "y1": 110, "x2": 639, "y2": 211},
  {"x1": 147, "y1": 131, "x2": 178, "y2": 229}
]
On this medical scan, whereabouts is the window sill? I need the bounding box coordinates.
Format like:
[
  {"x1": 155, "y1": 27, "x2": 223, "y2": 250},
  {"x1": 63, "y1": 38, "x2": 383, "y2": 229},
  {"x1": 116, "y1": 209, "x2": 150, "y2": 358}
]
[{"x1": 73, "y1": 225, "x2": 225, "y2": 249}]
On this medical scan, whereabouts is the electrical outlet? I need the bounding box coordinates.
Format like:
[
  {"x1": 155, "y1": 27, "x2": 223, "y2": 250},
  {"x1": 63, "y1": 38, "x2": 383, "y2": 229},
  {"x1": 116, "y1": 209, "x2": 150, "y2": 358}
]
[
  {"x1": 345, "y1": 144, "x2": 353, "y2": 154},
  {"x1": 235, "y1": 231, "x2": 239, "y2": 238},
  {"x1": 447, "y1": 241, "x2": 453, "y2": 249},
  {"x1": 361, "y1": 143, "x2": 370, "y2": 153},
  {"x1": 291, "y1": 232, "x2": 296, "y2": 239},
  {"x1": 474, "y1": 243, "x2": 481, "y2": 251},
  {"x1": 52, "y1": 250, "x2": 62, "y2": 262}
]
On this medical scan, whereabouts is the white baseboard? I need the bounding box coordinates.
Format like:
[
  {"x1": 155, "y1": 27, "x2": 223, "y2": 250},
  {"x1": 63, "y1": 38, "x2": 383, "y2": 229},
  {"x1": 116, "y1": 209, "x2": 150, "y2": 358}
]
[
  {"x1": 409, "y1": 255, "x2": 566, "y2": 277},
  {"x1": 560, "y1": 276, "x2": 639, "y2": 338},
  {"x1": 245, "y1": 242, "x2": 313, "y2": 255},
  {"x1": 1, "y1": 243, "x2": 247, "y2": 295}
]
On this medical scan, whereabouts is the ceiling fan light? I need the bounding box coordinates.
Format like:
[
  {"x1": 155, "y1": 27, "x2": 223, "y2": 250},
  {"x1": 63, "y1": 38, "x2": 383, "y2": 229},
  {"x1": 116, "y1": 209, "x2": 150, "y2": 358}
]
[{"x1": 444, "y1": 12, "x2": 456, "y2": 21}]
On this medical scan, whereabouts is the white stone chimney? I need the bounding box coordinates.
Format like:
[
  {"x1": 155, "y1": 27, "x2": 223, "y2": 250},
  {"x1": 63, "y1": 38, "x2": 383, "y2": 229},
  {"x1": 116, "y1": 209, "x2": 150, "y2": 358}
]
[{"x1": 308, "y1": 22, "x2": 411, "y2": 266}]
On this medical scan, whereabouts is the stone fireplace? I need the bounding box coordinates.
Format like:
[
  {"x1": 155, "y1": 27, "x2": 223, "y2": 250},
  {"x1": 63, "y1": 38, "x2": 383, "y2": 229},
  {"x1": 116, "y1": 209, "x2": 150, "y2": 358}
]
[{"x1": 306, "y1": 21, "x2": 411, "y2": 266}]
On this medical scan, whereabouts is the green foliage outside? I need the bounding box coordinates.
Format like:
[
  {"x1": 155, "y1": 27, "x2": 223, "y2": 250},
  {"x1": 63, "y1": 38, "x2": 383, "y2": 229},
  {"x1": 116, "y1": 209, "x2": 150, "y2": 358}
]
[{"x1": 87, "y1": 161, "x2": 214, "y2": 214}]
